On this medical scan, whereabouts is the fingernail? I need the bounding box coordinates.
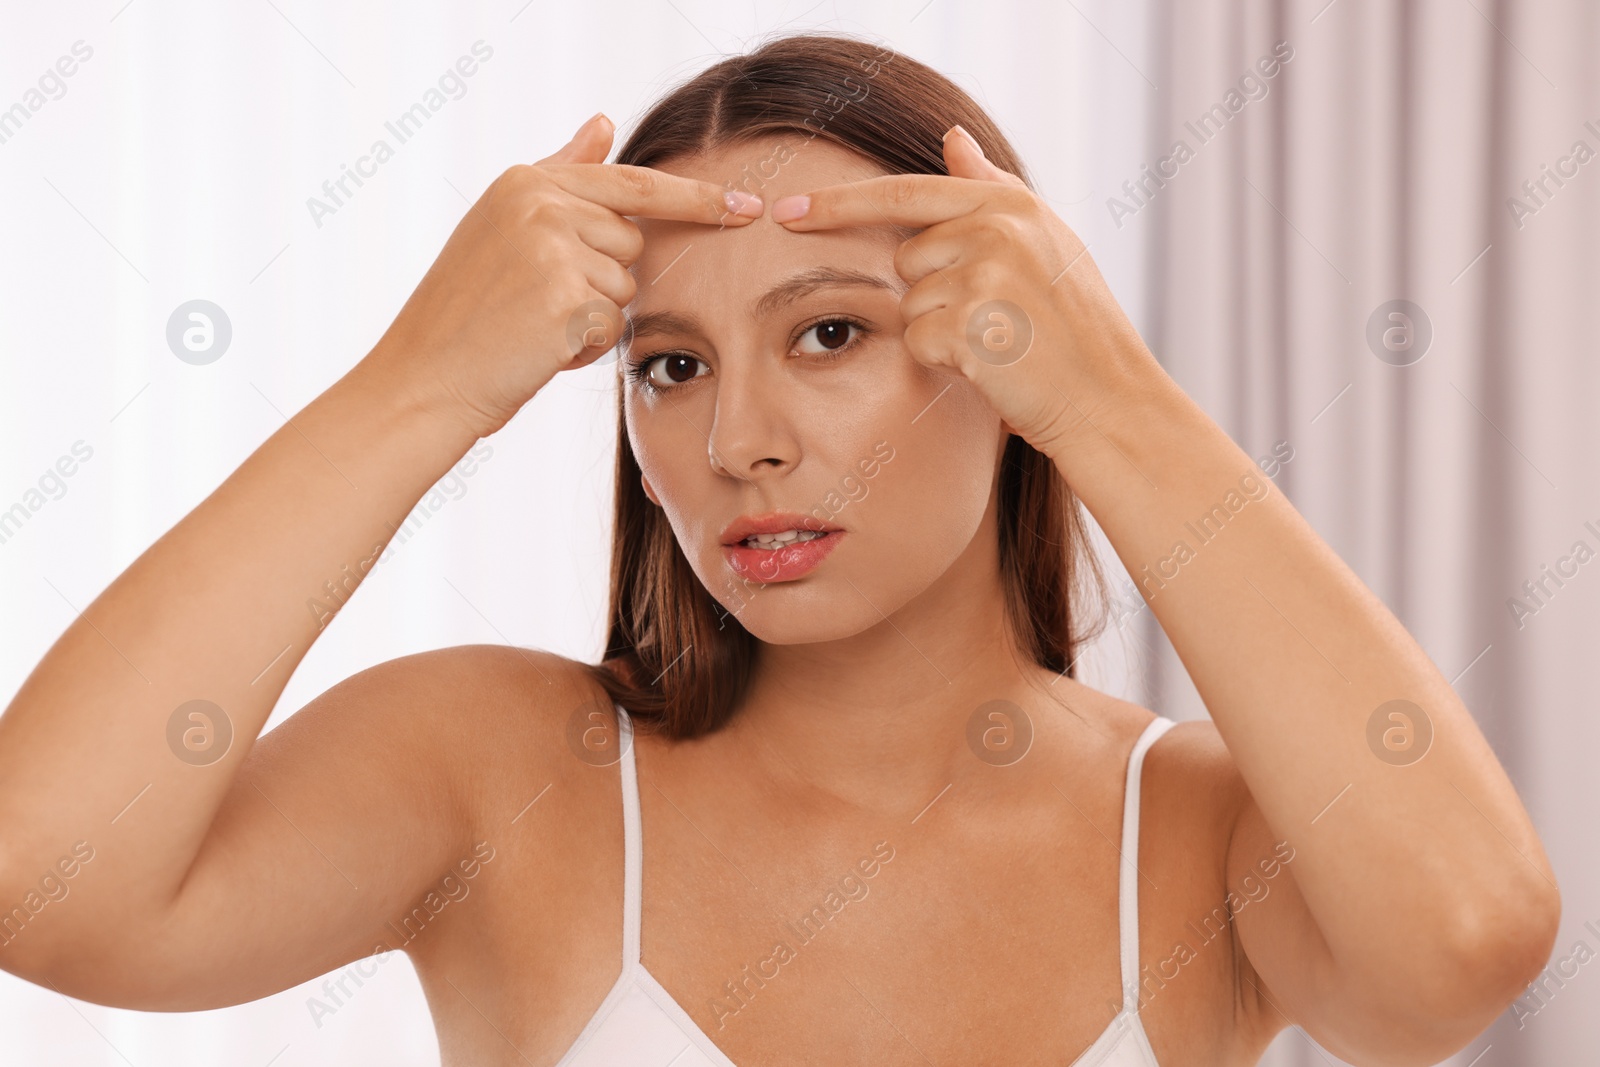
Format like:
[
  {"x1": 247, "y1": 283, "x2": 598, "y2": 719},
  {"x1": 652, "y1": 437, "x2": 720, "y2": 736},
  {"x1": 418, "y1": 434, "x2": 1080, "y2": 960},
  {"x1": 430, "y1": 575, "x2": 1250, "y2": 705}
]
[
  {"x1": 957, "y1": 125, "x2": 983, "y2": 154},
  {"x1": 771, "y1": 195, "x2": 810, "y2": 222},
  {"x1": 724, "y1": 190, "x2": 763, "y2": 217}
]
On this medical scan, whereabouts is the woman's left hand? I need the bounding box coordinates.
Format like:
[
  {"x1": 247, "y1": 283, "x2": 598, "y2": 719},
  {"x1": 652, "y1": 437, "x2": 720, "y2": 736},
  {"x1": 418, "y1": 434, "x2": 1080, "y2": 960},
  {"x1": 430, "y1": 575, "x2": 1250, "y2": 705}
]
[{"x1": 769, "y1": 124, "x2": 1160, "y2": 466}]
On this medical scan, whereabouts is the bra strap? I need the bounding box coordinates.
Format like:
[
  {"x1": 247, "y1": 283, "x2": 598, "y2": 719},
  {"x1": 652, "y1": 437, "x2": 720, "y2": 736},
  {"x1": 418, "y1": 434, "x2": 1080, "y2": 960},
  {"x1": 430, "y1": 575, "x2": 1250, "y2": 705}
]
[
  {"x1": 1119, "y1": 715, "x2": 1177, "y2": 1012},
  {"x1": 616, "y1": 704, "x2": 642, "y2": 968}
]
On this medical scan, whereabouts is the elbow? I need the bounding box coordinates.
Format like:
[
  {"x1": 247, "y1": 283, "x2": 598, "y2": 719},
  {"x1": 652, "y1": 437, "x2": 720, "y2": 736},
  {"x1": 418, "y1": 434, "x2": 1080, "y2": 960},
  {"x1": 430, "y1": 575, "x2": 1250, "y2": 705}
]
[{"x1": 1431, "y1": 872, "x2": 1563, "y2": 1028}]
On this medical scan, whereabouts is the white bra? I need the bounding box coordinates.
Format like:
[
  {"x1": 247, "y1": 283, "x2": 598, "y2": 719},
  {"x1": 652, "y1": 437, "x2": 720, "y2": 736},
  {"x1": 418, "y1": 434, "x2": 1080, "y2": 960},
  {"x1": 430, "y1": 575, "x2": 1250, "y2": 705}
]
[{"x1": 552, "y1": 704, "x2": 1177, "y2": 1067}]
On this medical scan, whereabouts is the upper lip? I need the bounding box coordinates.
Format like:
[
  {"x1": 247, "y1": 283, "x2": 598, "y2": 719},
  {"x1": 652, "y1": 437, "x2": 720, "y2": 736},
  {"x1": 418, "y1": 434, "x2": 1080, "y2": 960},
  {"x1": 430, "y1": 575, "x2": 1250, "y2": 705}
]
[{"x1": 720, "y1": 511, "x2": 842, "y2": 545}]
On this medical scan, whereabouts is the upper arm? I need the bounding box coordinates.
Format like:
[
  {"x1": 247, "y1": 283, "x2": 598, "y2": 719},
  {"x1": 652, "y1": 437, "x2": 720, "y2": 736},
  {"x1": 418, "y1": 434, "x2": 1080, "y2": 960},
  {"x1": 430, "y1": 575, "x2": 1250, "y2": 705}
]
[{"x1": 54, "y1": 643, "x2": 585, "y2": 1010}]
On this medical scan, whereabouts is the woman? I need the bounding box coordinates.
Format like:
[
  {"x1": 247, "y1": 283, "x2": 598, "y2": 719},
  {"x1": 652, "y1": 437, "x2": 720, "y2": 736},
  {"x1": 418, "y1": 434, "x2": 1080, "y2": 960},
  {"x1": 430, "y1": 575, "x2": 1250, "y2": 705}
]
[{"x1": 0, "y1": 31, "x2": 1558, "y2": 1067}]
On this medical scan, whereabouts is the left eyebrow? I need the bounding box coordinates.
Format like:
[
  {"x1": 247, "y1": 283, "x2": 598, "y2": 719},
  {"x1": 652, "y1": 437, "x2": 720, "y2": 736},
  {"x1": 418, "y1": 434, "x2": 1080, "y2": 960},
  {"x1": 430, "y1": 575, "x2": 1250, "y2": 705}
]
[{"x1": 623, "y1": 266, "x2": 904, "y2": 351}]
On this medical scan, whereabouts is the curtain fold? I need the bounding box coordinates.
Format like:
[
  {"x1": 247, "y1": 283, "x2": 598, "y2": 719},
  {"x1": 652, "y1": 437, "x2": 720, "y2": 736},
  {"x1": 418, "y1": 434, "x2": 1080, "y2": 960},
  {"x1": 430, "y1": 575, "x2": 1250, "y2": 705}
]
[{"x1": 1139, "y1": 1, "x2": 1599, "y2": 1062}]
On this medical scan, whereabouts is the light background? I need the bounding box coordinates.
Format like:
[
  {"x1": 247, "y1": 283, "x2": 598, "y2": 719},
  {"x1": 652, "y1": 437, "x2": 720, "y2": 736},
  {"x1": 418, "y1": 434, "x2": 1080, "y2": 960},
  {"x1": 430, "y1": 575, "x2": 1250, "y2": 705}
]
[{"x1": 0, "y1": 0, "x2": 1592, "y2": 1064}]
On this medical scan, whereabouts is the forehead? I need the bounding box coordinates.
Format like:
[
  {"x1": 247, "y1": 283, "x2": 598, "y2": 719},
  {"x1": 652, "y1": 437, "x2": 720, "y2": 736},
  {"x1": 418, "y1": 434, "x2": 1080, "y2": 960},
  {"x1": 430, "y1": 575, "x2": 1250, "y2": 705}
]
[
  {"x1": 628, "y1": 135, "x2": 911, "y2": 314},
  {"x1": 655, "y1": 133, "x2": 891, "y2": 205}
]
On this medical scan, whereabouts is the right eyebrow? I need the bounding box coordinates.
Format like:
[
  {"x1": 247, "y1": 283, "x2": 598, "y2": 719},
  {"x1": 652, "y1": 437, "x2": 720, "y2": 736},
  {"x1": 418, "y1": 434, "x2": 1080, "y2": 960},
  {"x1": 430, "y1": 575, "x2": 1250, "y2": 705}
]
[
  {"x1": 747, "y1": 266, "x2": 905, "y2": 319},
  {"x1": 623, "y1": 266, "x2": 904, "y2": 352}
]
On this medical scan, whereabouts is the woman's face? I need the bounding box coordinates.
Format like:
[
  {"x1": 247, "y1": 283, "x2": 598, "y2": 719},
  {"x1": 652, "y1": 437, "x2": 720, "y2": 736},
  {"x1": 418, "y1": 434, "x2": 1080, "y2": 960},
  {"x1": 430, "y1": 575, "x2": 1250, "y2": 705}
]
[{"x1": 623, "y1": 134, "x2": 1010, "y2": 646}]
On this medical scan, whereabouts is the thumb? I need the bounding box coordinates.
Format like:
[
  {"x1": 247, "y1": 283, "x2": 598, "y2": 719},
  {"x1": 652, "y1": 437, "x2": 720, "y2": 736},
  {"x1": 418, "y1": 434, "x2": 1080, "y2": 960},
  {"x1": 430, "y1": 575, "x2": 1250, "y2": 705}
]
[
  {"x1": 536, "y1": 112, "x2": 615, "y2": 165},
  {"x1": 943, "y1": 124, "x2": 1026, "y2": 187}
]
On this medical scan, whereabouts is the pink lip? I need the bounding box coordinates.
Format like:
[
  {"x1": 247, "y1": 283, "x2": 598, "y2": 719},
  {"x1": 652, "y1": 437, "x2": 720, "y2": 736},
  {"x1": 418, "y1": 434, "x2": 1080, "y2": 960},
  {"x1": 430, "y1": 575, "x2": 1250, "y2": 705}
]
[
  {"x1": 719, "y1": 511, "x2": 841, "y2": 546},
  {"x1": 721, "y1": 530, "x2": 845, "y2": 582}
]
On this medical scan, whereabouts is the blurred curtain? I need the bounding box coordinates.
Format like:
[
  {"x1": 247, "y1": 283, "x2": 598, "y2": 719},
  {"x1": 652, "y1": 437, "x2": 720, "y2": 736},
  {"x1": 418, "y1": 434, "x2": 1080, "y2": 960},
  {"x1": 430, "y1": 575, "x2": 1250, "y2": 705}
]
[{"x1": 1133, "y1": 0, "x2": 1600, "y2": 1063}]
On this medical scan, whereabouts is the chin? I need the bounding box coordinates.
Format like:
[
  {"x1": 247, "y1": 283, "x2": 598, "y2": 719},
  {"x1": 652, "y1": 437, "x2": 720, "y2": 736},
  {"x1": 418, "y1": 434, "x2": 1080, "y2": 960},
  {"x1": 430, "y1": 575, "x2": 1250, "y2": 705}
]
[
  {"x1": 697, "y1": 556, "x2": 915, "y2": 646},
  {"x1": 728, "y1": 601, "x2": 883, "y2": 646}
]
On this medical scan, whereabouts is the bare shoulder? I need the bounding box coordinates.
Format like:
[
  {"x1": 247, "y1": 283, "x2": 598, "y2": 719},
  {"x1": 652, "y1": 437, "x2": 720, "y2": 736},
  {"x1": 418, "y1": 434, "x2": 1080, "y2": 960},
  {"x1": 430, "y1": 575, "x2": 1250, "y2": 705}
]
[
  {"x1": 1144, "y1": 715, "x2": 1251, "y2": 825},
  {"x1": 1049, "y1": 681, "x2": 1269, "y2": 1061},
  {"x1": 259, "y1": 643, "x2": 603, "y2": 779},
  {"x1": 1048, "y1": 678, "x2": 1249, "y2": 820},
  {"x1": 244, "y1": 640, "x2": 620, "y2": 900},
  {"x1": 328, "y1": 642, "x2": 616, "y2": 807}
]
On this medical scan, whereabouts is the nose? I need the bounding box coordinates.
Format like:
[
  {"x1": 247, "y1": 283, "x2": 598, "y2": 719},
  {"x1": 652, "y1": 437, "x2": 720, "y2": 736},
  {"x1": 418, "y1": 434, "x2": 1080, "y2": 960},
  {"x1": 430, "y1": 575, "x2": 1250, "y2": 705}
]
[{"x1": 705, "y1": 356, "x2": 798, "y2": 481}]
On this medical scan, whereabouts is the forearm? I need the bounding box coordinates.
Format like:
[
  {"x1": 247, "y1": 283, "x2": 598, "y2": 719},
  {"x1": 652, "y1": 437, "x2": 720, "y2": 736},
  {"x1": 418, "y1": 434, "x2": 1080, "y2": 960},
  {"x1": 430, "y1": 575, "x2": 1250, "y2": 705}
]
[
  {"x1": 0, "y1": 350, "x2": 483, "y2": 928},
  {"x1": 1052, "y1": 354, "x2": 1558, "y2": 978}
]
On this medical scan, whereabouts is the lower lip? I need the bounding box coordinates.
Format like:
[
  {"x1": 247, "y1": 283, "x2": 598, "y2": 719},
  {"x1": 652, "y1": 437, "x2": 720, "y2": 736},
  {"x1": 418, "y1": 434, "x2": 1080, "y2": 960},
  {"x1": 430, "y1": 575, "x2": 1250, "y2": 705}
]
[{"x1": 721, "y1": 531, "x2": 844, "y2": 582}]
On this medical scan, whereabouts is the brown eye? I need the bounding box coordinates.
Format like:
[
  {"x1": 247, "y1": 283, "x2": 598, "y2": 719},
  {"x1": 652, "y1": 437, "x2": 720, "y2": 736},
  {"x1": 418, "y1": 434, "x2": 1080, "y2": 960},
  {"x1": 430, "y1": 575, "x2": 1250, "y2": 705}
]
[
  {"x1": 659, "y1": 354, "x2": 703, "y2": 384},
  {"x1": 630, "y1": 352, "x2": 709, "y2": 391},
  {"x1": 795, "y1": 319, "x2": 860, "y2": 355}
]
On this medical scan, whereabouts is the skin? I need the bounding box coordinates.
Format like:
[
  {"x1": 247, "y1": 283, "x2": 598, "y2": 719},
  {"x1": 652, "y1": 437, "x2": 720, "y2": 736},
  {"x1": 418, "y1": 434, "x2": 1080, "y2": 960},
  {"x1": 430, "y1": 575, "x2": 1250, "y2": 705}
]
[{"x1": 0, "y1": 110, "x2": 1560, "y2": 1067}]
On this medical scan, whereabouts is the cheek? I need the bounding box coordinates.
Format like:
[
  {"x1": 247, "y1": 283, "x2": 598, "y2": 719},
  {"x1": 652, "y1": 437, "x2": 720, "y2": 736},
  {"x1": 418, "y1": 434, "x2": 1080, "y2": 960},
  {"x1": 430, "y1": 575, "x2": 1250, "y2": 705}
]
[
  {"x1": 844, "y1": 381, "x2": 1001, "y2": 560},
  {"x1": 625, "y1": 396, "x2": 702, "y2": 509}
]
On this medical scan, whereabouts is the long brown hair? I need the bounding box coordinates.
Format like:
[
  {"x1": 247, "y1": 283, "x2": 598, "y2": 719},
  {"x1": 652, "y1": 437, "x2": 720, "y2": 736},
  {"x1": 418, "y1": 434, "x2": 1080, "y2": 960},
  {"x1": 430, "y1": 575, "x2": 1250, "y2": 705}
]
[{"x1": 578, "y1": 31, "x2": 1108, "y2": 741}]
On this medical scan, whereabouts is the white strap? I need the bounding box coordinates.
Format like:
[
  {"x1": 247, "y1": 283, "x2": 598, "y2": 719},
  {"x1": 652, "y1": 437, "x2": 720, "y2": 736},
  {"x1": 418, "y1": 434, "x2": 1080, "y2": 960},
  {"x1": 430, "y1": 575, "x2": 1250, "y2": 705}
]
[
  {"x1": 1119, "y1": 715, "x2": 1177, "y2": 1011},
  {"x1": 616, "y1": 704, "x2": 642, "y2": 967}
]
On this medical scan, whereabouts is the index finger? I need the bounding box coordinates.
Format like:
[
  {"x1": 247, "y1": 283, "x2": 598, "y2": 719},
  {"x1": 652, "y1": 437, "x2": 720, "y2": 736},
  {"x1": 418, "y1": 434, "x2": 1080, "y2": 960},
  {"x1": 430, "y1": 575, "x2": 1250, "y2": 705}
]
[
  {"x1": 540, "y1": 163, "x2": 764, "y2": 225},
  {"x1": 769, "y1": 174, "x2": 1000, "y2": 231}
]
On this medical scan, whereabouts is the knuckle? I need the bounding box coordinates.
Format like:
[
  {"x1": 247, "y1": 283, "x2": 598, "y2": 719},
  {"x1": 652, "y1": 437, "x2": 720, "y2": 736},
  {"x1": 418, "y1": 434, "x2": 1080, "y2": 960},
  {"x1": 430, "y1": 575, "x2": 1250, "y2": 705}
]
[
  {"x1": 617, "y1": 166, "x2": 658, "y2": 199},
  {"x1": 986, "y1": 212, "x2": 1028, "y2": 244},
  {"x1": 892, "y1": 238, "x2": 921, "y2": 277},
  {"x1": 526, "y1": 190, "x2": 569, "y2": 228},
  {"x1": 493, "y1": 163, "x2": 537, "y2": 197},
  {"x1": 903, "y1": 314, "x2": 945, "y2": 359},
  {"x1": 997, "y1": 186, "x2": 1037, "y2": 214},
  {"x1": 610, "y1": 268, "x2": 639, "y2": 306},
  {"x1": 553, "y1": 278, "x2": 593, "y2": 313},
  {"x1": 969, "y1": 258, "x2": 1009, "y2": 292},
  {"x1": 616, "y1": 222, "x2": 646, "y2": 266},
  {"x1": 883, "y1": 175, "x2": 920, "y2": 207}
]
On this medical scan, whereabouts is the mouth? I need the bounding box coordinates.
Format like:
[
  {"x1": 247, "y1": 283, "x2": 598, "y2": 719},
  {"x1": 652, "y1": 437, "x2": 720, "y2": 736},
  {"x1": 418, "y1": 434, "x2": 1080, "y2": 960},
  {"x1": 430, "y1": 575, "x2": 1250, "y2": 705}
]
[
  {"x1": 731, "y1": 527, "x2": 831, "y2": 549},
  {"x1": 719, "y1": 512, "x2": 845, "y2": 581}
]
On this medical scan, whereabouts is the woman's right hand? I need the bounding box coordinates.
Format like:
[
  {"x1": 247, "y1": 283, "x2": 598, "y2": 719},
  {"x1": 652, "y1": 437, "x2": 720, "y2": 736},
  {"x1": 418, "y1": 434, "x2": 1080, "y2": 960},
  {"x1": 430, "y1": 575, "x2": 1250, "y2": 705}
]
[{"x1": 370, "y1": 111, "x2": 765, "y2": 438}]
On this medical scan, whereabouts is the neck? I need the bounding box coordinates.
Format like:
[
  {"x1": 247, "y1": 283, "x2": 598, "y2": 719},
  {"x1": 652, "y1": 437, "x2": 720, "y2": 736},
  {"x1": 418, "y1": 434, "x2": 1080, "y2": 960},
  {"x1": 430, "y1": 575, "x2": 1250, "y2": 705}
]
[{"x1": 725, "y1": 529, "x2": 1054, "y2": 812}]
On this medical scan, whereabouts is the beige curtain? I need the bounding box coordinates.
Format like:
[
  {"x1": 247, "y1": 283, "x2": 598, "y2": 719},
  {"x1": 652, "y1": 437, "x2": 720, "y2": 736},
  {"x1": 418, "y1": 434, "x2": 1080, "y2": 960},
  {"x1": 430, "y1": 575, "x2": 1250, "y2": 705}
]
[{"x1": 1136, "y1": 1, "x2": 1599, "y2": 1062}]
